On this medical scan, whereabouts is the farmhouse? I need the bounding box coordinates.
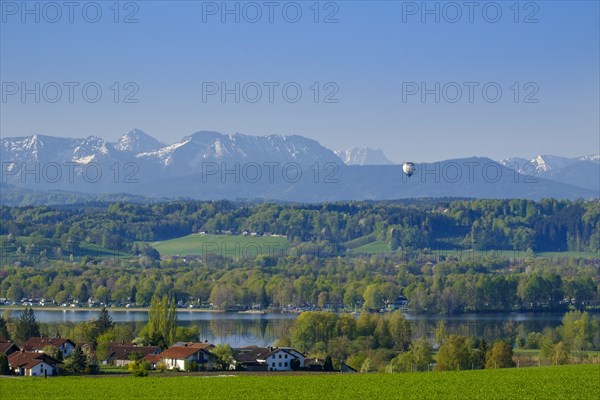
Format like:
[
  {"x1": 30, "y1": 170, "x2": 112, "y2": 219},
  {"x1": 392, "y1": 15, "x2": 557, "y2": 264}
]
[
  {"x1": 104, "y1": 344, "x2": 161, "y2": 366},
  {"x1": 22, "y1": 337, "x2": 76, "y2": 357},
  {"x1": 8, "y1": 350, "x2": 61, "y2": 376},
  {"x1": 0, "y1": 340, "x2": 20, "y2": 356},
  {"x1": 160, "y1": 343, "x2": 216, "y2": 370},
  {"x1": 232, "y1": 347, "x2": 305, "y2": 371}
]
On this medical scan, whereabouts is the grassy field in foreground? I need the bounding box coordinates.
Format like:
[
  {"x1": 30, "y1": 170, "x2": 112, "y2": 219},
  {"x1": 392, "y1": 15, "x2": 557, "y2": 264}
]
[
  {"x1": 150, "y1": 234, "x2": 289, "y2": 259},
  {"x1": 1, "y1": 365, "x2": 598, "y2": 400}
]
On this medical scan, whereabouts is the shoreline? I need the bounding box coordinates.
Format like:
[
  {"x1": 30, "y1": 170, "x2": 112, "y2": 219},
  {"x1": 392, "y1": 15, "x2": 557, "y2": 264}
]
[
  {"x1": 2, "y1": 306, "x2": 598, "y2": 316},
  {"x1": 0, "y1": 306, "x2": 223, "y2": 313}
]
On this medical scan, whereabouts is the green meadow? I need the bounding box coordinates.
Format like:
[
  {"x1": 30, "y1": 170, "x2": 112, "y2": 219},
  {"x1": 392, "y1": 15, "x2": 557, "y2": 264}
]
[
  {"x1": 150, "y1": 233, "x2": 290, "y2": 260},
  {"x1": 1, "y1": 365, "x2": 597, "y2": 400}
]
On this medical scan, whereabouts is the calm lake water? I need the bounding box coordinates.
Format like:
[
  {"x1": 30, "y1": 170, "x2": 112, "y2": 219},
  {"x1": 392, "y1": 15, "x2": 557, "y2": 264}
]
[{"x1": 8, "y1": 309, "x2": 597, "y2": 347}]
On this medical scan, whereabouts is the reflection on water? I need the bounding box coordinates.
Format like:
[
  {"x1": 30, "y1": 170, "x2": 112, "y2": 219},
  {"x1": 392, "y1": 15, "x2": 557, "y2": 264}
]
[
  {"x1": 7, "y1": 309, "x2": 598, "y2": 347},
  {"x1": 403, "y1": 313, "x2": 582, "y2": 343},
  {"x1": 7, "y1": 309, "x2": 297, "y2": 347}
]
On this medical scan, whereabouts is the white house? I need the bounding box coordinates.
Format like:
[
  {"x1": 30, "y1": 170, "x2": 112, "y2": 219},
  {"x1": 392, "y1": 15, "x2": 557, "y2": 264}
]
[
  {"x1": 8, "y1": 351, "x2": 61, "y2": 377},
  {"x1": 22, "y1": 337, "x2": 76, "y2": 357},
  {"x1": 259, "y1": 348, "x2": 305, "y2": 371},
  {"x1": 233, "y1": 347, "x2": 305, "y2": 372}
]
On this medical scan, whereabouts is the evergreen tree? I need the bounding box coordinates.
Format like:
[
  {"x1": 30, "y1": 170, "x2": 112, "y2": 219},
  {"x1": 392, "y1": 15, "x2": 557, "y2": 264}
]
[
  {"x1": 0, "y1": 317, "x2": 10, "y2": 341},
  {"x1": 65, "y1": 345, "x2": 87, "y2": 375},
  {"x1": 323, "y1": 355, "x2": 334, "y2": 372},
  {"x1": 14, "y1": 307, "x2": 40, "y2": 344},
  {"x1": 0, "y1": 354, "x2": 11, "y2": 375},
  {"x1": 94, "y1": 307, "x2": 114, "y2": 336}
]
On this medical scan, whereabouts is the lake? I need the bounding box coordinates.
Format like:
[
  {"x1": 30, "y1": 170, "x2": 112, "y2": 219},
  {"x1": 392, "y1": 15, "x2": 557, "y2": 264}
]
[{"x1": 6, "y1": 309, "x2": 596, "y2": 347}]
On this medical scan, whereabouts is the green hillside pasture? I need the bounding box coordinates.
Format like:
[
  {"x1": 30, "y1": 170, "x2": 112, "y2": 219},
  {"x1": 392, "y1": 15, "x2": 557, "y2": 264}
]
[
  {"x1": 1, "y1": 365, "x2": 597, "y2": 400},
  {"x1": 343, "y1": 233, "x2": 377, "y2": 249},
  {"x1": 150, "y1": 234, "x2": 290, "y2": 260},
  {"x1": 349, "y1": 241, "x2": 599, "y2": 260},
  {"x1": 0, "y1": 236, "x2": 129, "y2": 262},
  {"x1": 350, "y1": 240, "x2": 391, "y2": 255}
]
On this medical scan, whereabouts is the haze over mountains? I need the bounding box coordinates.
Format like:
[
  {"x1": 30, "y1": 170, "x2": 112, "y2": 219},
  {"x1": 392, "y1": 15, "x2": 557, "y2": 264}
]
[
  {"x1": 1, "y1": 129, "x2": 597, "y2": 204},
  {"x1": 335, "y1": 148, "x2": 394, "y2": 165}
]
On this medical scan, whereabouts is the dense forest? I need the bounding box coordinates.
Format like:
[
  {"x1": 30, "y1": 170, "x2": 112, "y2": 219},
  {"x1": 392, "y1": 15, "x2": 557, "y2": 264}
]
[
  {"x1": 0, "y1": 199, "x2": 598, "y2": 314},
  {"x1": 0, "y1": 198, "x2": 599, "y2": 258},
  {"x1": 0, "y1": 244, "x2": 598, "y2": 314}
]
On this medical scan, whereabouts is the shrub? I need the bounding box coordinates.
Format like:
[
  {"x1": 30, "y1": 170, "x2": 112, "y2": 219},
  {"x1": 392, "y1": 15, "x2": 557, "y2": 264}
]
[{"x1": 485, "y1": 341, "x2": 515, "y2": 369}]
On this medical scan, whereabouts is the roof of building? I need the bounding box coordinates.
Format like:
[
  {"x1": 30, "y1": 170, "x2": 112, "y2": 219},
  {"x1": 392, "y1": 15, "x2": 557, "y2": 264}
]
[
  {"x1": 304, "y1": 357, "x2": 324, "y2": 367},
  {"x1": 233, "y1": 347, "x2": 303, "y2": 363},
  {"x1": 108, "y1": 345, "x2": 161, "y2": 361},
  {"x1": 160, "y1": 346, "x2": 207, "y2": 360},
  {"x1": 8, "y1": 351, "x2": 61, "y2": 369},
  {"x1": 0, "y1": 340, "x2": 20, "y2": 354},
  {"x1": 172, "y1": 342, "x2": 214, "y2": 350},
  {"x1": 142, "y1": 354, "x2": 163, "y2": 363},
  {"x1": 22, "y1": 337, "x2": 75, "y2": 351}
]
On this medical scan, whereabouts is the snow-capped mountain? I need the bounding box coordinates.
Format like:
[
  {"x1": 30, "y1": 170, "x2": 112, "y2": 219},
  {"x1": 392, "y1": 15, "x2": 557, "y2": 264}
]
[
  {"x1": 137, "y1": 131, "x2": 341, "y2": 173},
  {"x1": 114, "y1": 129, "x2": 165, "y2": 153},
  {"x1": 499, "y1": 154, "x2": 600, "y2": 192},
  {"x1": 335, "y1": 147, "x2": 394, "y2": 165},
  {"x1": 0, "y1": 130, "x2": 344, "y2": 188},
  {"x1": 0, "y1": 131, "x2": 597, "y2": 201},
  {"x1": 0, "y1": 134, "x2": 119, "y2": 165}
]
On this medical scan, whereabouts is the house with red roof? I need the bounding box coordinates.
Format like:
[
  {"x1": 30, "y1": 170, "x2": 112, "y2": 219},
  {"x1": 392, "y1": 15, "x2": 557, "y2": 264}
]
[
  {"x1": 22, "y1": 337, "x2": 76, "y2": 357},
  {"x1": 105, "y1": 344, "x2": 162, "y2": 366},
  {"x1": 0, "y1": 340, "x2": 20, "y2": 356},
  {"x1": 160, "y1": 343, "x2": 216, "y2": 371},
  {"x1": 8, "y1": 350, "x2": 61, "y2": 377}
]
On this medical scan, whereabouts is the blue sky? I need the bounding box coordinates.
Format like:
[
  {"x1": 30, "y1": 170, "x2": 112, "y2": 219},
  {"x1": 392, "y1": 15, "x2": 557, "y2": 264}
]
[{"x1": 1, "y1": 1, "x2": 598, "y2": 162}]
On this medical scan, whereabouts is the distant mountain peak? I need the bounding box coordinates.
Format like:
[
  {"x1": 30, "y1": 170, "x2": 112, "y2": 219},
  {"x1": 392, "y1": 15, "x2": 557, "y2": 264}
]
[
  {"x1": 499, "y1": 153, "x2": 599, "y2": 192},
  {"x1": 115, "y1": 129, "x2": 164, "y2": 153},
  {"x1": 335, "y1": 147, "x2": 394, "y2": 165}
]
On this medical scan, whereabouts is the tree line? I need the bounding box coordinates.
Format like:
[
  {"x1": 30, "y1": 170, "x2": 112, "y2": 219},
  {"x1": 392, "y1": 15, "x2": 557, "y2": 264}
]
[
  {"x1": 1, "y1": 199, "x2": 598, "y2": 262},
  {"x1": 0, "y1": 251, "x2": 598, "y2": 314}
]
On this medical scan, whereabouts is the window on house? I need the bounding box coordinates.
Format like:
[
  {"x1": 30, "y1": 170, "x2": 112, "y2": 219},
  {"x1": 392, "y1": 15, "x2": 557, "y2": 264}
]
[
  {"x1": 285, "y1": 354, "x2": 288, "y2": 358},
  {"x1": 285, "y1": 362, "x2": 288, "y2": 367},
  {"x1": 279, "y1": 362, "x2": 282, "y2": 367},
  {"x1": 272, "y1": 362, "x2": 275, "y2": 367},
  {"x1": 279, "y1": 354, "x2": 282, "y2": 358}
]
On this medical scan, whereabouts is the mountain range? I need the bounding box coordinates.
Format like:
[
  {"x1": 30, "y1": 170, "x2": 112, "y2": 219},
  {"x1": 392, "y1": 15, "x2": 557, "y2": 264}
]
[
  {"x1": 0, "y1": 129, "x2": 597, "y2": 204},
  {"x1": 499, "y1": 154, "x2": 599, "y2": 192}
]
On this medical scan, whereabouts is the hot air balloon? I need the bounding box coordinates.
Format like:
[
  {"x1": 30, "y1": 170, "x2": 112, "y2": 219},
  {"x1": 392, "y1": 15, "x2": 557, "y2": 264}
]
[{"x1": 403, "y1": 162, "x2": 416, "y2": 178}]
